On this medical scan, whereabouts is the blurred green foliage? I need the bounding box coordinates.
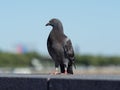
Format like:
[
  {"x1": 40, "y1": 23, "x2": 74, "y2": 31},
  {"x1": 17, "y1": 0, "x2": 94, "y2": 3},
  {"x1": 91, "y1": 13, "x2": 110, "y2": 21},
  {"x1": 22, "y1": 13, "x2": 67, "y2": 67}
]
[
  {"x1": 0, "y1": 51, "x2": 51, "y2": 67},
  {"x1": 75, "y1": 54, "x2": 120, "y2": 66},
  {"x1": 0, "y1": 51, "x2": 120, "y2": 67}
]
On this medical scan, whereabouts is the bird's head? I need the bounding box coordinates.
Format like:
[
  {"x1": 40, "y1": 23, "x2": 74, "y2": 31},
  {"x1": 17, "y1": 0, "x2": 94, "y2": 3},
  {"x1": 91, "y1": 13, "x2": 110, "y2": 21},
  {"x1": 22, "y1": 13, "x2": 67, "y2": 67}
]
[{"x1": 45, "y1": 18, "x2": 63, "y2": 28}]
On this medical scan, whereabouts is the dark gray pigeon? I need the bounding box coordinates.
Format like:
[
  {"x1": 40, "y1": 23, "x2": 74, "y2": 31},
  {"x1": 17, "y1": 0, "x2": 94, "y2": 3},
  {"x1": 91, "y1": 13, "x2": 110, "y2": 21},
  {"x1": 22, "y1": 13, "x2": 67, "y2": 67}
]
[{"x1": 46, "y1": 18, "x2": 75, "y2": 74}]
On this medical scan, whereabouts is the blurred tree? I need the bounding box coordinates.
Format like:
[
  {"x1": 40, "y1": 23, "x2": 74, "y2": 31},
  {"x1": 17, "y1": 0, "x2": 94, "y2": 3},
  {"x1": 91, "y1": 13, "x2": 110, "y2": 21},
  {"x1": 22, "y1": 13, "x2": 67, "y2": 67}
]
[{"x1": 0, "y1": 52, "x2": 120, "y2": 67}]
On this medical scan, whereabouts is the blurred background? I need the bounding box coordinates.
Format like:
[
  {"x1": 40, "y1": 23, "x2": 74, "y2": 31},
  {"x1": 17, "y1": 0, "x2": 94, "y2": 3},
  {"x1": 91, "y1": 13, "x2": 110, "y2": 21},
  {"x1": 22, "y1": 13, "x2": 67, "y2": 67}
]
[{"x1": 0, "y1": 0, "x2": 120, "y2": 74}]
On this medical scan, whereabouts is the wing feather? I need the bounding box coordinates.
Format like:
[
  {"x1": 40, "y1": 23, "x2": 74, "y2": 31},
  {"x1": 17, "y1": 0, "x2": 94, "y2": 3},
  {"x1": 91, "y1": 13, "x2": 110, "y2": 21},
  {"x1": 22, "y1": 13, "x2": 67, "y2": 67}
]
[{"x1": 63, "y1": 38, "x2": 75, "y2": 63}]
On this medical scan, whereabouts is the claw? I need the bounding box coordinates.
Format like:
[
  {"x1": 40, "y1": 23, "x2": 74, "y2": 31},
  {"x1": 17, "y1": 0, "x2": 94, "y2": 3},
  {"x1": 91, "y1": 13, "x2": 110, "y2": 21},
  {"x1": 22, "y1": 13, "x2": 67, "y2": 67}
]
[{"x1": 54, "y1": 71, "x2": 59, "y2": 75}]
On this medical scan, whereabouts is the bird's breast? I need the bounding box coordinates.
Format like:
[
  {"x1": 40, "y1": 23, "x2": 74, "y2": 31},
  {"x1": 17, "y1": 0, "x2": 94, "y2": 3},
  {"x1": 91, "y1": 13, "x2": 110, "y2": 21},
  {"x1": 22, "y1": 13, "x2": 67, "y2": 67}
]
[{"x1": 52, "y1": 42, "x2": 62, "y2": 51}]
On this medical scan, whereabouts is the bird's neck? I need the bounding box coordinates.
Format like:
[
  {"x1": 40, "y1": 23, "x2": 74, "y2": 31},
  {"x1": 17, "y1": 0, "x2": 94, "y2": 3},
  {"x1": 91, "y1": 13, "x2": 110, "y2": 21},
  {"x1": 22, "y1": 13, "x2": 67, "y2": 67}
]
[{"x1": 53, "y1": 25, "x2": 64, "y2": 34}]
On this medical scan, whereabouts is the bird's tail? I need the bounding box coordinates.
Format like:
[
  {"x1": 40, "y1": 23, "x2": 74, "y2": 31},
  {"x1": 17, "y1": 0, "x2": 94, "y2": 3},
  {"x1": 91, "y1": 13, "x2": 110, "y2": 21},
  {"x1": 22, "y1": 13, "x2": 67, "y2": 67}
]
[
  {"x1": 70, "y1": 58, "x2": 76, "y2": 69},
  {"x1": 72, "y1": 61, "x2": 76, "y2": 69},
  {"x1": 69, "y1": 57, "x2": 76, "y2": 69}
]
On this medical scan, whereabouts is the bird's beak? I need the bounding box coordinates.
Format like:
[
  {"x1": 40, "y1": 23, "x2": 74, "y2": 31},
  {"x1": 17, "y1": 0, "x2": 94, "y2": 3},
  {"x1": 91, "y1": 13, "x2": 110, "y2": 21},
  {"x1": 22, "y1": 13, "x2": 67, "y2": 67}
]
[{"x1": 45, "y1": 22, "x2": 50, "y2": 26}]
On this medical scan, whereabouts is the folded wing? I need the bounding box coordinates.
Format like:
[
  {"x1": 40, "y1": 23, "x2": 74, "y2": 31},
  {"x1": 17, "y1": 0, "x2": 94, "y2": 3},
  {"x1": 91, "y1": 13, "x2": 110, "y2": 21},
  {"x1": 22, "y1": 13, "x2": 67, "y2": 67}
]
[{"x1": 63, "y1": 38, "x2": 75, "y2": 64}]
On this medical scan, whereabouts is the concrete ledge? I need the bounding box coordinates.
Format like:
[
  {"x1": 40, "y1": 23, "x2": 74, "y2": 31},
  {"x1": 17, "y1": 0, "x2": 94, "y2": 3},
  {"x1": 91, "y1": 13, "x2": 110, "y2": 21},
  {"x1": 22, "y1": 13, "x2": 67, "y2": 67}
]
[
  {"x1": 0, "y1": 74, "x2": 120, "y2": 90},
  {"x1": 49, "y1": 75, "x2": 120, "y2": 90},
  {"x1": 49, "y1": 78, "x2": 120, "y2": 90},
  {"x1": 0, "y1": 74, "x2": 47, "y2": 90}
]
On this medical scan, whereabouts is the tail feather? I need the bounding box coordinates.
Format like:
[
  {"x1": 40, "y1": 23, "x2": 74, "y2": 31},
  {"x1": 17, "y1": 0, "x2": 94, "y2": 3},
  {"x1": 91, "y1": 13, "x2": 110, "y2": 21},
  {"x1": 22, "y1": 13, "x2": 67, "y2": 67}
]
[{"x1": 73, "y1": 62, "x2": 76, "y2": 69}]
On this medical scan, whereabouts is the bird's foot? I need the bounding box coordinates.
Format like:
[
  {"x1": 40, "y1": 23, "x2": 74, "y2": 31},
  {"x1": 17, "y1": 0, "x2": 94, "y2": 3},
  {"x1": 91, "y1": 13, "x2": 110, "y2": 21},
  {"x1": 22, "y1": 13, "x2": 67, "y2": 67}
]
[
  {"x1": 50, "y1": 68, "x2": 60, "y2": 75},
  {"x1": 64, "y1": 70, "x2": 67, "y2": 75},
  {"x1": 60, "y1": 70, "x2": 67, "y2": 75},
  {"x1": 64, "y1": 68, "x2": 68, "y2": 75},
  {"x1": 50, "y1": 71, "x2": 60, "y2": 75}
]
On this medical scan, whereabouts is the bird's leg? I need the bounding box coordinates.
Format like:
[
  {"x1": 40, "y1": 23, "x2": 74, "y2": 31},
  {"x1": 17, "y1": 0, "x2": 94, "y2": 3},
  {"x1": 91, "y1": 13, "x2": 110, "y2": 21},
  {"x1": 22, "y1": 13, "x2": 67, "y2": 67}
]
[
  {"x1": 67, "y1": 62, "x2": 73, "y2": 74},
  {"x1": 51, "y1": 62, "x2": 59, "y2": 75},
  {"x1": 60, "y1": 64, "x2": 65, "y2": 73},
  {"x1": 54, "y1": 67, "x2": 59, "y2": 75},
  {"x1": 64, "y1": 67, "x2": 67, "y2": 74}
]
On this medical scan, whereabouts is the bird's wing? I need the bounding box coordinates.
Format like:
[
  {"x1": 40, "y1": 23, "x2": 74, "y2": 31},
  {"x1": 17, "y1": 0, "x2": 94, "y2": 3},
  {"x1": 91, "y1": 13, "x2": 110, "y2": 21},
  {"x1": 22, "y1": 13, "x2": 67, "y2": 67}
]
[{"x1": 63, "y1": 38, "x2": 75, "y2": 64}]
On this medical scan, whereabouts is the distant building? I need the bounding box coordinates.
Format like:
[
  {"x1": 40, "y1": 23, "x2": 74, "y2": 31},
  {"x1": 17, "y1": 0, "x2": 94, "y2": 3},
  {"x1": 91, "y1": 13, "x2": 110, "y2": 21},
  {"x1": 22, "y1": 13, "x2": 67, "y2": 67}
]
[{"x1": 16, "y1": 44, "x2": 27, "y2": 54}]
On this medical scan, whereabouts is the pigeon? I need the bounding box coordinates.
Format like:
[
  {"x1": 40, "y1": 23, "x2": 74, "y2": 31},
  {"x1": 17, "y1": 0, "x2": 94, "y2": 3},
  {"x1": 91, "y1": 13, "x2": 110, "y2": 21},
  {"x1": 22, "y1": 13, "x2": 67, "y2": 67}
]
[{"x1": 46, "y1": 18, "x2": 75, "y2": 74}]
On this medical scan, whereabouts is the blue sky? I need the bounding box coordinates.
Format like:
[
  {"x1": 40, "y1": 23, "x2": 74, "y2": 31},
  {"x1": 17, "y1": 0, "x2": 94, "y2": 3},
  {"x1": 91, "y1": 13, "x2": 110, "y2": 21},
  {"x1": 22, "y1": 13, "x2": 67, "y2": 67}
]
[{"x1": 0, "y1": 0, "x2": 120, "y2": 56}]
